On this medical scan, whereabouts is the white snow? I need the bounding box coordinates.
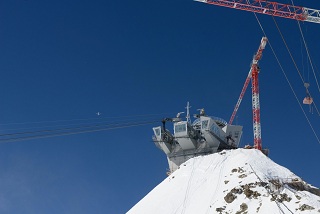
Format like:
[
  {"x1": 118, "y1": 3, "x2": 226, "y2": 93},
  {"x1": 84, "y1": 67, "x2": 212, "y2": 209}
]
[{"x1": 127, "y1": 149, "x2": 320, "y2": 214}]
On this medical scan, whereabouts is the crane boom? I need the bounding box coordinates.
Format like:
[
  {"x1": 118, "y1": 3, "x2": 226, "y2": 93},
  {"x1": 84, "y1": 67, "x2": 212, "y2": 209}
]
[
  {"x1": 229, "y1": 69, "x2": 252, "y2": 125},
  {"x1": 195, "y1": 0, "x2": 320, "y2": 24}
]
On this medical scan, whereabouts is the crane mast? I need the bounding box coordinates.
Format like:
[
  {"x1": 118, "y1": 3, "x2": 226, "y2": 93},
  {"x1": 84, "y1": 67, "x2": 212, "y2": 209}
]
[
  {"x1": 229, "y1": 37, "x2": 267, "y2": 150},
  {"x1": 251, "y1": 37, "x2": 267, "y2": 150},
  {"x1": 195, "y1": 0, "x2": 320, "y2": 24}
]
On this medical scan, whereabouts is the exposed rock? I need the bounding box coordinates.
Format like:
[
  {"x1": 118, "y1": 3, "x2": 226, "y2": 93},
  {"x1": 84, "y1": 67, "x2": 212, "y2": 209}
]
[
  {"x1": 238, "y1": 167, "x2": 245, "y2": 173},
  {"x1": 298, "y1": 204, "x2": 315, "y2": 211},
  {"x1": 270, "y1": 193, "x2": 291, "y2": 203},
  {"x1": 224, "y1": 180, "x2": 229, "y2": 184},
  {"x1": 243, "y1": 188, "x2": 254, "y2": 198},
  {"x1": 252, "y1": 191, "x2": 261, "y2": 199},
  {"x1": 279, "y1": 193, "x2": 291, "y2": 202},
  {"x1": 235, "y1": 202, "x2": 248, "y2": 213},
  {"x1": 295, "y1": 195, "x2": 302, "y2": 200},
  {"x1": 224, "y1": 192, "x2": 237, "y2": 203},
  {"x1": 231, "y1": 188, "x2": 243, "y2": 194},
  {"x1": 231, "y1": 167, "x2": 245, "y2": 174},
  {"x1": 309, "y1": 187, "x2": 320, "y2": 197},
  {"x1": 287, "y1": 181, "x2": 320, "y2": 197},
  {"x1": 240, "y1": 203, "x2": 248, "y2": 210},
  {"x1": 243, "y1": 183, "x2": 256, "y2": 188},
  {"x1": 287, "y1": 181, "x2": 306, "y2": 191},
  {"x1": 256, "y1": 202, "x2": 262, "y2": 213},
  {"x1": 216, "y1": 207, "x2": 225, "y2": 212},
  {"x1": 256, "y1": 181, "x2": 268, "y2": 187},
  {"x1": 232, "y1": 168, "x2": 238, "y2": 173},
  {"x1": 238, "y1": 174, "x2": 247, "y2": 178}
]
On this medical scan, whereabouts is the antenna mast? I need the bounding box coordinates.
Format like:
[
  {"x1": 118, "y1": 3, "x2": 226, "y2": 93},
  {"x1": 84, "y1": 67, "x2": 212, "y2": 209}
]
[{"x1": 186, "y1": 102, "x2": 191, "y2": 123}]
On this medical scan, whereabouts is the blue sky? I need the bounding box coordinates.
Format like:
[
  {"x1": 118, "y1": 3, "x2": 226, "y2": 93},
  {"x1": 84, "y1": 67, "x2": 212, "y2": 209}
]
[{"x1": 0, "y1": 0, "x2": 319, "y2": 213}]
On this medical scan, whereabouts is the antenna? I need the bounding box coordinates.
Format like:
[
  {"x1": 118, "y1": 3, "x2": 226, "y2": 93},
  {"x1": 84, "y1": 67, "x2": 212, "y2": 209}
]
[{"x1": 186, "y1": 102, "x2": 192, "y2": 123}]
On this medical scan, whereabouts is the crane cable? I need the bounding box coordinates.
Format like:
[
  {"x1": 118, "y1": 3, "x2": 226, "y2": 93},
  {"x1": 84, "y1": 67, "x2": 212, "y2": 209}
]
[
  {"x1": 290, "y1": 0, "x2": 320, "y2": 96},
  {"x1": 271, "y1": 17, "x2": 320, "y2": 116},
  {"x1": 250, "y1": 11, "x2": 320, "y2": 144}
]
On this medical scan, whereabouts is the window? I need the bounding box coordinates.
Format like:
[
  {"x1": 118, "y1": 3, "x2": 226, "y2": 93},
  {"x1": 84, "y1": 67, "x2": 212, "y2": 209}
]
[
  {"x1": 154, "y1": 128, "x2": 161, "y2": 136},
  {"x1": 201, "y1": 120, "x2": 209, "y2": 129},
  {"x1": 211, "y1": 125, "x2": 221, "y2": 137},
  {"x1": 235, "y1": 131, "x2": 240, "y2": 138},
  {"x1": 175, "y1": 124, "x2": 187, "y2": 133}
]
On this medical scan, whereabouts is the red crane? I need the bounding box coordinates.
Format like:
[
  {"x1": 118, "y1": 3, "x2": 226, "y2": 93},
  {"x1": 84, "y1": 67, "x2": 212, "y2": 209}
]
[
  {"x1": 195, "y1": 0, "x2": 320, "y2": 24},
  {"x1": 229, "y1": 37, "x2": 267, "y2": 150},
  {"x1": 197, "y1": 0, "x2": 320, "y2": 151}
]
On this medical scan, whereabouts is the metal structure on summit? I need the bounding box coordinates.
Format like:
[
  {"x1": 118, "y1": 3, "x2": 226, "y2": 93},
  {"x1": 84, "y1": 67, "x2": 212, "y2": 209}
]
[
  {"x1": 195, "y1": 0, "x2": 320, "y2": 24},
  {"x1": 153, "y1": 104, "x2": 243, "y2": 174},
  {"x1": 229, "y1": 37, "x2": 267, "y2": 151}
]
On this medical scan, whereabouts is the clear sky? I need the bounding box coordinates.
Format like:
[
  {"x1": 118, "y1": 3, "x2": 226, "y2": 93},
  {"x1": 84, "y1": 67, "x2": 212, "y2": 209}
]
[{"x1": 0, "y1": 0, "x2": 319, "y2": 213}]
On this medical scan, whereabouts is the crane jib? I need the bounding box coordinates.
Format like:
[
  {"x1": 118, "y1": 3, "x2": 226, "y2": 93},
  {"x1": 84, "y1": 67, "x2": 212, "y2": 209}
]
[{"x1": 195, "y1": 0, "x2": 320, "y2": 24}]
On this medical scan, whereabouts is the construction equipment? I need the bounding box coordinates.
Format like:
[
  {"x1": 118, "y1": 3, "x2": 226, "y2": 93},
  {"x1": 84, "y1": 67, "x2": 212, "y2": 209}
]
[
  {"x1": 195, "y1": 0, "x2": 320, "y2": 24},
  {"x1": 251, "y1": 37, "x2": 267, "y2": 150},
  {"x1": 229, "y1": 37, "x2": 267, "y2": 151}
]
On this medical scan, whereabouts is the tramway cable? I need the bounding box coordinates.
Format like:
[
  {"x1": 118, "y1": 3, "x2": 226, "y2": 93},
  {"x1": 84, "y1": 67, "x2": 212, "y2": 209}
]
[
  {"x1": 0, "y1": 112, "x2": 172, "y2": 127},
  {"x1": 0, "y1": 115, "x2": 166, "y2": 132},
  {"x1": 0, "y1": 119, "x2": 161, "y2": 138},
  {"x1": 0, "y1": 120, "x2": 158, "y2": 144}
]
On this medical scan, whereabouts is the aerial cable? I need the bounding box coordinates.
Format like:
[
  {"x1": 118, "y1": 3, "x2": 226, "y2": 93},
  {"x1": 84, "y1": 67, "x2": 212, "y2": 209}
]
[
  {"x1": 0, "y1": 119, "x2": 160, "y2": 138},
  {"x1": 0, "y1": 120, "x2": 158, "y2": 144},
  {"x1": 0, "y1": 115, "x2": 164, "y2": 132},
  {"x1": 0, "y1": 121, "x2": 157, "y2": 144},
  {"x1": 0, "y1": 112, "x2": 173, "y2": 127},
  {"x1": 251, "y1": 12, "x2": 320, "y2": 144}
]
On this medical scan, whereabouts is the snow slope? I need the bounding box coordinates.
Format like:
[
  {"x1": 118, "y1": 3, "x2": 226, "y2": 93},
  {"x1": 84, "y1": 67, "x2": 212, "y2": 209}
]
[{"x1": 127, "y1": 149, "x2": 320, "y2": 214}]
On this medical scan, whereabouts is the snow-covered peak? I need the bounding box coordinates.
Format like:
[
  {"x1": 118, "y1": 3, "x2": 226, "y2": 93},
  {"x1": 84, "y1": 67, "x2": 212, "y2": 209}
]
[{"x1": 128, "y1": 149, "x2": 320, "y2": 214}]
